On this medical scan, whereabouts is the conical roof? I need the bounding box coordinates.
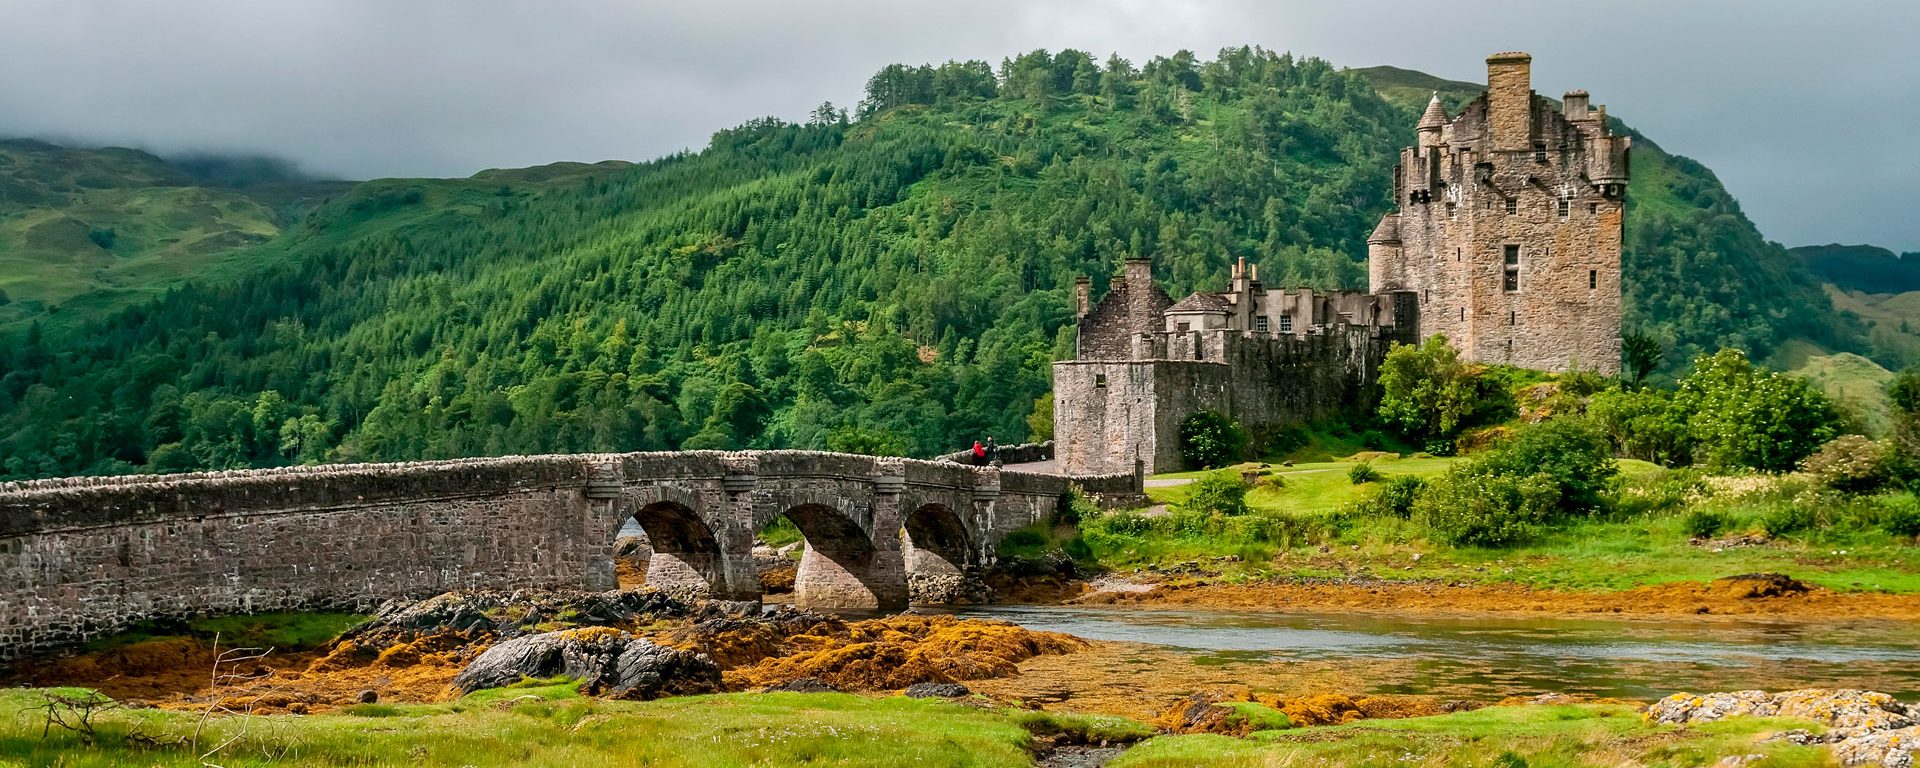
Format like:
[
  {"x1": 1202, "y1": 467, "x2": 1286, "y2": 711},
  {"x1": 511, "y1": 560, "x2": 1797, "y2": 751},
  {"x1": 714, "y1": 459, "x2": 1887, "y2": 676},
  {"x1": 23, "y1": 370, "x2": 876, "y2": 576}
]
[
  {"x1": 1368, "y1": 214, "x2": 1401, "y2": 244},
  {"x1": 1418, "y1": 93, "x2": 1449, "y2": 130}
]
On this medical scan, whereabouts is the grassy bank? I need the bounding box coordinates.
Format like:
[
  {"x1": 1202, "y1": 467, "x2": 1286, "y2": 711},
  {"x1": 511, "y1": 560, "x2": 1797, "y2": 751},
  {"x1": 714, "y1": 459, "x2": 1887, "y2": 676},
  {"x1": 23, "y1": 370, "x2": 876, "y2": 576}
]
[
  {"x1": 1068, "y1": 453, "x2": 1920, "y2": 594},
  {"x1": 0, "y1": 683, "x2": 1087, "y2": 767},
  {"x1": 1, "y1": 686, "x2": 1833, "y2": 768},
  {"x1": 1111, "y1": 703, "x2": 1827, "y2": 768}
]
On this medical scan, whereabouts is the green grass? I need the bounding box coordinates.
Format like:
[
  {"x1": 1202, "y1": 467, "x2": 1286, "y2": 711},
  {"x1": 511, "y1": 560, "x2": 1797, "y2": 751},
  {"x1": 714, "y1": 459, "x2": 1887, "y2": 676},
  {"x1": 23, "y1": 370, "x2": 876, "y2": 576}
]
[
  {"x1": 1109, "y1": 459, "x2": 1920, "y2": 593},
  {"x1": 1111, "y1": 703, "x2": 1829, "y2": 768},
  {"x1": 0, "y1": 687, "x2": 1048, "y2": 767}
]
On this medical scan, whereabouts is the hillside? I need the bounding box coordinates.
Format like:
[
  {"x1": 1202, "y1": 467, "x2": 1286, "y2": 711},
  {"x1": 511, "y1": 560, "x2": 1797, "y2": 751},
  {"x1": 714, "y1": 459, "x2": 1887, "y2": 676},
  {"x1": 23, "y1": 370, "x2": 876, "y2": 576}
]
[
  {"x1": 0, "y1": 139, "x2": 347, "y2": 326},
  {"x1": 0, "y1": 48, "x2": 1869, "y2": 478},
  {"x1": 1794, "y1": 243, "x2": 1920, "y2": 295}
]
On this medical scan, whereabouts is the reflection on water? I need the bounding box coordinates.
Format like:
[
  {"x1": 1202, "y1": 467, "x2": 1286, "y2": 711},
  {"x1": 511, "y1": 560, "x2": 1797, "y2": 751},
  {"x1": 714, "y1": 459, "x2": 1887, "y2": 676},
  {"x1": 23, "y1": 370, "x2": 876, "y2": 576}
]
[{"x1": 948, "y1": 604, "x2": 1920, "y2": 700}]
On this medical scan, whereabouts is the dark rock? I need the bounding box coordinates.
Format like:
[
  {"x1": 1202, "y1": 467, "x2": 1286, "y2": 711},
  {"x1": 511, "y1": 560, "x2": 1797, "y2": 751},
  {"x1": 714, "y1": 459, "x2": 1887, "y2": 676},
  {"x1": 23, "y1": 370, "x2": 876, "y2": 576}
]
[
  {"x1": 765, "y1": 677, "x2": 837, "y2": 693},
  {"x1": 355, "y1": 689, "x2": 378, "y2": 704},
  {"x1": 340, "y1": 588, "x2": 692, "y2": 649},
  {"x1": 904, "y1": 682, "x2": 970, "y2": 698},
  {"x1": 454, "y1": 629, "x2": 720, "y2": 700}
]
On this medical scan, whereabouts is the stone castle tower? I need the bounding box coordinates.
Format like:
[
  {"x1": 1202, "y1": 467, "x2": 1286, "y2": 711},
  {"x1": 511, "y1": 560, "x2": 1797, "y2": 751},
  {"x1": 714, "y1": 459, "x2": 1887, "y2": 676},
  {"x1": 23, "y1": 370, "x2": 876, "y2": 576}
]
[{"x1": 1368, "y1": 52, "x2": 1630, "y2": 374}]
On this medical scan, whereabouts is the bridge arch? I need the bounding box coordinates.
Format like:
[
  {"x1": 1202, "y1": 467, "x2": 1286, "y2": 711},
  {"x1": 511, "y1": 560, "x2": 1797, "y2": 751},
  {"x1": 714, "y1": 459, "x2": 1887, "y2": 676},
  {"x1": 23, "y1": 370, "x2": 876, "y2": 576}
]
[
  {"x1": 764, "y1": 491, "x2": 904, "y2": 611},
  {"x1": 617, "y1": 485, "x2": 725, "y2": 600},
  {"x1": 902, "y1": 502, "x2": 982, "y2": 604}
]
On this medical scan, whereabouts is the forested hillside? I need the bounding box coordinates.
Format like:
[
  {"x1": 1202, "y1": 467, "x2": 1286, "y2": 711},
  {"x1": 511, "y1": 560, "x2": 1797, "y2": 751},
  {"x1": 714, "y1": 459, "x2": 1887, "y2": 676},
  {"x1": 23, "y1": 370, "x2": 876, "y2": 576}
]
[{"x1": 0, "y1": 48, "x2": 1861, "y2": 479}]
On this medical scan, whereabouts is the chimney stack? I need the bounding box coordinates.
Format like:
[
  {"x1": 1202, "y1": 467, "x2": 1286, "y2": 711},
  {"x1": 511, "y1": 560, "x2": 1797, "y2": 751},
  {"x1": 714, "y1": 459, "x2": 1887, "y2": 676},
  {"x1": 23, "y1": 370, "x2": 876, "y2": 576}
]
[
  {"x1": 1074, "y1": 276, "x2": 1091, "y2": 318},
  {"x1": 1486, "y1": 51, "x2": 1534, "y2": 152},
  {"x1": 1563, "y1": 89, "x2": 1590, "y2": 122}
]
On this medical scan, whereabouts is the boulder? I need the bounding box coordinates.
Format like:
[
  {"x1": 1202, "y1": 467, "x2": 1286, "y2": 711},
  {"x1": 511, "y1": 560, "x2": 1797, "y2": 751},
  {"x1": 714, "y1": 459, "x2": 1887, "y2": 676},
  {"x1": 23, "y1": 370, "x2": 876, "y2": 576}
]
[
  {"x1": 1647, "y1": 689, "x2": 1912, "y2": 739},
  {"x1": 1834, "y1": 725, "x2": 1920, "y2": 768},
  {"x1": 903, "y1": 682, "x2": 970, "y2": 699},
  {"x1": 340, "y1": 589, "x2": 690, "y2": 649},
  {"x1": 454, "y1": 628, "x2": 719, "y2": 700}
]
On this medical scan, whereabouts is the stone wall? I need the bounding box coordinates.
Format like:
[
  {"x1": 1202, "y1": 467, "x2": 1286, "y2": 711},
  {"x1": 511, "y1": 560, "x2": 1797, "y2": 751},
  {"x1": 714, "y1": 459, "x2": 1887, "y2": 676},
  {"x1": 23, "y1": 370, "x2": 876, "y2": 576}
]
[
  {"x1": 0, "y1": 450, "x2": 1131, "y2": 661},
  {"x1": 933, "y1": 441, "x2": 1053, "y2": 466}
]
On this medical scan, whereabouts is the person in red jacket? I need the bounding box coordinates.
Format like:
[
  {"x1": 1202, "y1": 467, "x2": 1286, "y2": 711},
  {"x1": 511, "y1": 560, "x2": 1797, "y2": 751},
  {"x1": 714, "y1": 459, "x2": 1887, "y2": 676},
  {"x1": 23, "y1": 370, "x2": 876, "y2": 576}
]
[{"x1": 970, "y1": 440, "x2": 986, "y2": 466}]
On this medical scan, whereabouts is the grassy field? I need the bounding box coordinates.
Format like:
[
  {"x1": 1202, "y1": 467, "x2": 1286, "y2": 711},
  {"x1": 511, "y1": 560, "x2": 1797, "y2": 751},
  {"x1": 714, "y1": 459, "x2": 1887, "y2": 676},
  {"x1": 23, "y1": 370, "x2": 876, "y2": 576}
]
[
  {"x1": 1111, "y1": 703, "x2": 1827, "y2": 768},
  {"x1": 1088, "y1": 453, "x2": 1920, "y2": 593},
  {"x1": 0, "y1": 683, "x2": 1144, "y2": 768},
  {"x1": 0, "y1": 685, "x2": 1830, "y2": 768}
]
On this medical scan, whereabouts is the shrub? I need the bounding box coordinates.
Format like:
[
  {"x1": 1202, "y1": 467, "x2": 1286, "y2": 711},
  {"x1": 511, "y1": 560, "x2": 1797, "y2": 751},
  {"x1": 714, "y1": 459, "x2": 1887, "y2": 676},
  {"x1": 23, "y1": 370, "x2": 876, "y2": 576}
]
[
  {"x1": 1477, "y1": 418, "x2": 1618, "y2": 514},
  {"x1": 1356, "y1": 474, "x2": 1424, "y2": 519},
  {"x1": 1377, "y1": 335, "x2": 1512, "y2": 443},
  {"x1": 1179, "y1": 410, "x2": 1246, "y2": 469},
  {"x1": 1358, "y1": 429, "x2": 1390, "y2": 450},
  {"x1": 1758, "y1": 502, "x2": 1817, "y2": 537},
  {"x1": 1180, "y1": 470, "x2": 1250, "y2": 517},
  {"x1": 1800, "y1": 435, "x2": 1896, "y2": 494},
  {"x1": 1348, "y1": 462, "x2": 1381, "y2": 484},
  {"x1": 1413, "y1": 467, "x2": 1560, "y2": 547},
  {"x1": 1880, "y1": 494, "x2": 1920, "y2": 538},
  {"x1": 1680, "y1": 508, "x2": 1731, "y2": 539},
  {"x1": 1677, "y1": 349, "x2": 1841, "y2": 471}
]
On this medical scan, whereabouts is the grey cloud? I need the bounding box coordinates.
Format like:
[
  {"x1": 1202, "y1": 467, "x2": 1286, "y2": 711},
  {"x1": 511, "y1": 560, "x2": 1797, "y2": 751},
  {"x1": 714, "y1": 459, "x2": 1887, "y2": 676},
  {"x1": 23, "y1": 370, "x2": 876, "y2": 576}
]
[{"x1": 0, "y1": 0, "x2": 1912, "y2": 249}]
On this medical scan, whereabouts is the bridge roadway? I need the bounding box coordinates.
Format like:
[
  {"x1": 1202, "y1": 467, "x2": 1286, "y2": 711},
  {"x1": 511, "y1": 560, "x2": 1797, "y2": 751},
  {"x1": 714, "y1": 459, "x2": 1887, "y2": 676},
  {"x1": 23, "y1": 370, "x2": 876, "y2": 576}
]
[{"x1": 0, "y1": 450, "x2": 1138, "y2": 661}]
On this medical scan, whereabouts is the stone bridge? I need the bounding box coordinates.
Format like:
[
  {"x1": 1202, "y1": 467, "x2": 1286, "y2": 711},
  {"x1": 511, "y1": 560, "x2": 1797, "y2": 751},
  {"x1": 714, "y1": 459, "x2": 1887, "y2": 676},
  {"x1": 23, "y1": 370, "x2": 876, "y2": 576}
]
[{"x1": 0, "y1": 451, "x2": 1139, "y2": 660}]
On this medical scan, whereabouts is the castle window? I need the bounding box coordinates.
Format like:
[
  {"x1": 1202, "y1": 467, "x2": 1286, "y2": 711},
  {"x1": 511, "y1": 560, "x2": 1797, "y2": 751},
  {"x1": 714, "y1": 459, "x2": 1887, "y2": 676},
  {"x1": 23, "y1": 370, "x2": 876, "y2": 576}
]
[
  {"x1": 1589, "y1": 203, "x2": 1598, "y2": 215},
  {"x1": 1505, "y1": 198, "x2": 1517, "y2": 215},
  {"x1": 1558, "y1": 198, "x2": 1570, "y2": 220},
  {"x1": 1095, "y1": 373, "x2": 1107, "y2": 388},
  {"x1": 1534, "y1": 142, "x2": 1548, "y2": 163},
  {"x1": 1503, "y1": 245, "x2": 1521, "y2": 292},
  {"x1": 1459, "y1": 307, "x2": 1465, "y2": 321},
  {"x1": 1447, "y1": 202, "x2": 1457, "y2": 220},
  {"x1": 1509, "y1": 311, "x2": 1516, "y2": 325},
  {"x1": 1424, "y1": 289, "x2": 1430, "y2": 303},
  {"x1": 1177, "y1": 321, "x2": 1190, "y2": 334},
  {"x1": 1589, "y1": 270, "x2": 1598, "y2": 289},
  {"x1": 1455, "y1": 248, "x2": 1461, "y2": 262},
  {"x1": 1280, "y1": 315, "x2": 1293, "y2": 333},
  {"x1": 1254, "y1": 316, "x2": 1269, "y2": 333}
]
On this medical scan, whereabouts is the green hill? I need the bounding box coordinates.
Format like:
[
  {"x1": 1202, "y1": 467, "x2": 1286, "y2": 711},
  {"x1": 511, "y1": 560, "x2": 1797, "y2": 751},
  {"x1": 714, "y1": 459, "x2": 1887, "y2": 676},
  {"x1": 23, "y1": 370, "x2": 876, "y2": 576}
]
[
  {"x1": 1793, "y1": 243, "x2": 1920, "y2": 295},
  {"x1": 0, "y1": 139, "x2": 346, "y2": 326},
  {"x1": 0, "y1": 48, "x2": 1872, "y2": 478}
]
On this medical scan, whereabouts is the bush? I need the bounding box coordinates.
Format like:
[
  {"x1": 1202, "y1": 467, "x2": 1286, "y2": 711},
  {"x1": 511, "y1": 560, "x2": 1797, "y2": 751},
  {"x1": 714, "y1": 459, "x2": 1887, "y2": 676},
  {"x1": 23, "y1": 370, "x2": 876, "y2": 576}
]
[
  {"x1": 1179, "y1": 411, "x2": 1246, "y2": 469},
  {"x1": 1477, "y1": 418, "x2": 1618, "y2": 514},
  {"x1": 1800, "y1": 435, "x2": 1896, "y2": 494},
  {"x1": 1348, "y1": 462, "x2": 1381, "y2": 484},
  {"x1": 1179, "y1": 470, "x2": 1250, "y2": 517},
  {"x1": 1678, "y1": 349, "x2": 1841, "y2": 471},
  {"x1": 1413, "y1": 467, "x2": 1560, "y2": 547},
  {"x1": 1378, "y1": 335, "x2": 1512, "y2": 443},
  {"x1": 1355, "y1": 474, "x2": 1424, "y2": 519},
  {"x1": 1680, "y1": 508, "x2": 1731, "y2": 539},
  {"x1": 1758, "y1": 502, "x2": 1817, "y2": 538},
  {"x1": 1881, "y1": 494, "x2": 1920, "y2": 538}
]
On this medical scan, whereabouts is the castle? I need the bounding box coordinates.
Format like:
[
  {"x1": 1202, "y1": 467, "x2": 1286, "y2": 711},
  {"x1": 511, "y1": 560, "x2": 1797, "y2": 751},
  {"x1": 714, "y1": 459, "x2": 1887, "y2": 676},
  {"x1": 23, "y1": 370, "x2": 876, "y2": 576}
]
[{"x1": 1055, "y1": 52, "x2": 1630, "y2": 476}]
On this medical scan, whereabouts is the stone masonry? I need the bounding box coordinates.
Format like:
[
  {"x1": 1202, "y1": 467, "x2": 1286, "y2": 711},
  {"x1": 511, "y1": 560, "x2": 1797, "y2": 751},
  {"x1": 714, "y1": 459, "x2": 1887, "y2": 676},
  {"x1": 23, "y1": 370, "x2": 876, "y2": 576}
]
[
  {"x1": 1055, "y1": 52, "x2": 1626, "y2": 476},
  {"x1": 0, "y1": 451, "x2": 1139, "y2": 661}
]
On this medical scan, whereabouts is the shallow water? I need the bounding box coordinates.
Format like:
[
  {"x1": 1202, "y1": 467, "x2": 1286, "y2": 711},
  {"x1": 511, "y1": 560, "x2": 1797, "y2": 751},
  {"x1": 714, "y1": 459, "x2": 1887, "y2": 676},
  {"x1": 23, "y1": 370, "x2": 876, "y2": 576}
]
[{"x1": 949, "y1": 604, "x2": 1920, "y2": 700}]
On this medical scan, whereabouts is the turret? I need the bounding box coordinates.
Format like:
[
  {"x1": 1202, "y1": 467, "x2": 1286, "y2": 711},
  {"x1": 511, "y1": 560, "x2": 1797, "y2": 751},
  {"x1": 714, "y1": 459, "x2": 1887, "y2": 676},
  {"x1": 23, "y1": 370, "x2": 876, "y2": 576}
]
[
  {"x1": 1486, "y1": 51, "x2": 1534, "y2": 153},
  {"x1": 1417, "y1": 93, "x2": 1448, "y2": 149}
]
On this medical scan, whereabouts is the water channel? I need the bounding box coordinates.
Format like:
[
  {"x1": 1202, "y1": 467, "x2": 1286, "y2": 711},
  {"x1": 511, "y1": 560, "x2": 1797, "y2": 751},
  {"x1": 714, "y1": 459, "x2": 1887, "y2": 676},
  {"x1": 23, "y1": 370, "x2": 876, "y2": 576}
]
[{"x1": 950, "y1": 604, "x2": 1920, "y2": 700}]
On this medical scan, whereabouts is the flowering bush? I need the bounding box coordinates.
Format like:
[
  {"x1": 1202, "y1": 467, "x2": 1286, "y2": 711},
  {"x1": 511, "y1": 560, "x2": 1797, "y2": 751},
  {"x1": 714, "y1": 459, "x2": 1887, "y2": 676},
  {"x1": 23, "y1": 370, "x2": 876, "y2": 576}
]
[{"x1": 1799, "y1": 435, "x2": 1896, "y2": 494}]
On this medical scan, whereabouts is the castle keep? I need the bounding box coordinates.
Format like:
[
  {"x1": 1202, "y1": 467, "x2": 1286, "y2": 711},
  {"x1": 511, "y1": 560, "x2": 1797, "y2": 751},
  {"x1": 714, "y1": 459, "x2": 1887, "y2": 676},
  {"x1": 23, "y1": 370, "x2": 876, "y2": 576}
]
[{"x1": 1055, "y1": 53, "x2": 1628, "y2": 476}]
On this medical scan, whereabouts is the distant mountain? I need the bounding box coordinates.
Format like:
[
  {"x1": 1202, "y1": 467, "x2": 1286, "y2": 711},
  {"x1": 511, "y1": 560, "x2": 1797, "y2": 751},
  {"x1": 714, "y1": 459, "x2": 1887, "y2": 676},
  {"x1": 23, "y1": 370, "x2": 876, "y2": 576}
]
[
  {"x1": 1792, "y1": 243, "x2": 1920, "y2": 295},
  {"x1": 0, "y1": 139, "x2": 347, "y2": 325},
  {"x1": 0, "y1": 48, "x2": 1881, "y2": 478}
]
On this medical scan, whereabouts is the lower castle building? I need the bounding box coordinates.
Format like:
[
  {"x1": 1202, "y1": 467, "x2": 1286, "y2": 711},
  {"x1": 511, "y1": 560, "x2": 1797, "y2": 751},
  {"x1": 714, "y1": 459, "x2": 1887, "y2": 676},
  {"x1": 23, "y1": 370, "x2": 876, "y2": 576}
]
[{"x1": 1055, "y1": 52, "x2": 1629, "y2": 476}]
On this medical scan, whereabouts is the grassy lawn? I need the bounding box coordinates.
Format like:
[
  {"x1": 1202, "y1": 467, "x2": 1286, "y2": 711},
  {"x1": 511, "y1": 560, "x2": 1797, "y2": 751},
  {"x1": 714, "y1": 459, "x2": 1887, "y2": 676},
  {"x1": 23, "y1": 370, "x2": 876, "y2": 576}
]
[
  {"x1": 1112, "y1": 703, "x2": 1829, "y2": 768},
  {"x1": 1107, "y1": 455, "x2": 1920, "y2": 593},
  {"x1": 0, "y1": 683, "x2": 1071, "y2": 768}
]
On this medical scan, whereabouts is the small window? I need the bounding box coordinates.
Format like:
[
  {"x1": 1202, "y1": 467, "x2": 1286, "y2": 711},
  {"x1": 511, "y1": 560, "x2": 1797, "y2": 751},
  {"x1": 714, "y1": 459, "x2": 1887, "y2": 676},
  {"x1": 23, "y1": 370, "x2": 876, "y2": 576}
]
[
  {"x1": 1505, "y1": 198, "x2": 1517, "y2": 215},
  {"x1": 1589, "y1": 203, "x2": 1598, "y2": 214},
  {"x1": 1279, "y1": 315, "x2": 1294, "y2": 333},
  {"x1": 1254, "y1": 316, "x2": 1269, "y2": 333},
  {"x1": 1557, "y1": 198, "x2": 1570, "y2": 220},
  {"x1": 1542, "y1": 246, "x2": 1550, "y2": 257},
  {"x1": 1447, "y1": 202, "x2": 1457, "y2": 220},
  {"x1": 1534, "y1": 142, "x2": 1548, "y2": 163},
  {"x1": 1176, "y1": 321, "x2": 1190, "y2": 333},
  {"x1": 1503, "y1": 245, "x2": 1520, "y2": 266},
  {"x1": 1509, "y1": 311, "x2": 1516, "y2": 325},
  {"x1": 1503, "y1": 245, "x2": 1521, "y2": 292},
  {"x1": 1589, "y1": 270, "x2": 1598, "y2": 289},
  {"x1": 1423, "y1": 289, "x2": 1430, "y2": 303},
  {"x1": 1095, "y1": 373, "x2": 1108, "y2": 388},
  {"x1": 1455, "y1": 248, "x2": 1461, "y2": 262},
  {"x1": 1459, "y1": 307, "x2": 1465, "y2": 321}
]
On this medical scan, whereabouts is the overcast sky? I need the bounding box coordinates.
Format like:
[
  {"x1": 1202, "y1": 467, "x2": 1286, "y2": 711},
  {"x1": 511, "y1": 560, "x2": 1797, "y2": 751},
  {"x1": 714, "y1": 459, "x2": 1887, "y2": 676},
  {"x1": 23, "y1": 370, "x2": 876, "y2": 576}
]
[{"x1": 1, "y1": 0, "x2": 1914, "y2": 250}]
